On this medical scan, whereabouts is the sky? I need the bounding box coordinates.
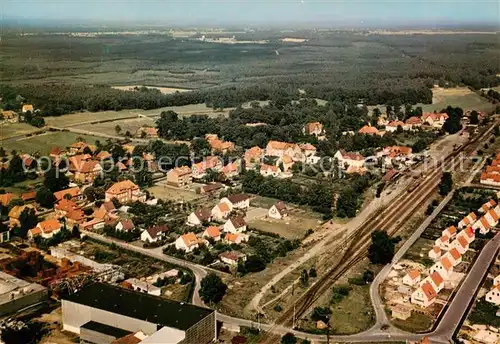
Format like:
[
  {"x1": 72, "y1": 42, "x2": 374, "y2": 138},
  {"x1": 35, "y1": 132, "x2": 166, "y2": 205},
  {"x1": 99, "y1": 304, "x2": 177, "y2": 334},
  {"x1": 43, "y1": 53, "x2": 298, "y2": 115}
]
[{"x1": 2, "y1": 0, "x2": 499, "y2": 27}]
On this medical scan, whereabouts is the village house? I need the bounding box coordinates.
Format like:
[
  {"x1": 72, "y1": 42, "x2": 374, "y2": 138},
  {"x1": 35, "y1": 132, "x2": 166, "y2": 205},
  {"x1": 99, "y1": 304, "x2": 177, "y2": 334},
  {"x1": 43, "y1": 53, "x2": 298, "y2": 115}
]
[
  {"x1": 73, "y1": 160, "x2": 102, "y2": 184},
  {"x1": 1, "y1": 110, "x2": 18, "y2": 123},
  {"x1": 115, "y1": 161, "x2": 128, "y2": 172},
  {"x1": 486, "y1": 284, "x2": 500, "y2": 305},
  {"x1": 442, "y1": 226, "x2": 457, "y2": 239},
  {"x1": 405, "y1": 116, "x2": 422, "y2": 129},
  {"x1": 79, "y1": 218, "x2": 105, "y2": 232},
  {"x1": 68, "y1": 142, "x2": 94, "y2": 155},
  {"x1": 422, "y1": 112, "x2": 448, "y2": 128},
  {"x1": 140, "y1": 225, "x2": 169, "y2": 243},
  {"x1": 49, "y1": 146, "x2": 64, "y2": 161},
  {"x1": 207, "y1": 135, "x2": 235, "y2": 154},
  {"x1": 0, "y1": 193, "x2": 18, "y2": 206},
  {"x1": 200, "y1": 183, "x2": 225, "y2": 195},
  {"x1": 175, "y1": 232, "x2": 200, "y2": 252},
  {"x1": 484, "y1": 208, "x2": 500, "y2": 227},
  {"x1": 222, "y1": 161, "x2": 240, "y2": 179},
  {"x1": 22, "y1": 104, "x2": 34, "y2": 113},
  {"x1": 403, "y1": 269, "x2": 421, "y2": 286},
  {"x1": 211, "y1": 202, "x2": 231, "y2": 221},
  {"x1": 480, "y1": 199, "x2": 497, "y2": 213},
  {"x1": 430, "y1": 256, "x2": 453, "y2": 280},
  {"x1": 123, "y1": 278, "x2": 161, "y2": 297},
  {"x1": 21, "y1": 191, "x2": 36, "y2": 203},
  {"x1": 479, "y1": 172, "x2": 500, "y2": 187},
  {"x1": 450, "y1": 235, "x2": 469, "y2": 255},
  {"x1": 8, "y1": 205, "x2": 35, "y2": 229},
  {"x1": 260, "y1": 164, "x2": 280, "y2": 177},
  {"x1": 224, "y1": 233, "x2": 249, "y2": 245},
  {"x1": 428, "y1": 246, "x2": 441, "y2": 260},
  {"x1": 444, "y1": 248, "x2": 462, "y2": 267},
  {"x1": 458, "y1": 226, "x2": 475, "y2": 244},
  {"x1": 303, "y1": 122, "x2": 324, "y2": 137},
  {"x1": 187, "y1": 208, "x2": 212, "y2": 226},
  {"x1": 381, "y1": 146, "x2": 413, "y2": 165},
  {"x1": 191, "y1": 156, "x2": 223, "y2": 179},
  {"x1": 28, "y1": 219, "x2": 62, "y2": 240},
  {"x1": 265, "y1": 141, "x2": 301, "y2": 158},
  {"x1": 55, "y1": 199, "x2": 81, "y2": 217},
  {"x1": 115, "y1": 219, "x2": 135, "y2": 232},
  {"x1": 458, "y1": 212, "x2": 478, "y2": 228},
  {"x1": 334, "y1": 150, "x2": 365, "y2": 168},
  {"x1": 219, "y1": 251, "x2": 247, "y2": 266},
  {"x1": 53, "y1": 187, "x2": 82, "y2": 202},
  {"x1": 166, "y1": 166, "x2": 193, "y2": 188},
  {"x1": 421, "y1": 271, "x2": 445, "y2": 293},
  {"x1": 202, "y1": 226, "x2": 221, "y2": 242},
  {"x1": 385, "y1": 120, "x2": 409, "y2": 132},
  {"x1": 473, "y1": 216, "x2": 492, "y2": 235},
  {"x1": 105, "y1": 180, "x2": 145, "y2": 203},
  {"x1": 435, "y1": 235, "x2": 450, "y2": 250},
  {"x1": 411, "y1": 282, "x2": 437, "y2": 308},
  {"x1": 268, "y1": 201, "x2": 288, "y2": 219},
  {"x1": 221, "y1": 194, "x2": 251, "y2": 210},
  {"x1": 391, "y1": 304, "x2": 412, "y2": 321},
  {"x1": 244, "y1": 146, "x2": 264, "y2": 169},
  {"x1": 95, "y1": 150, "x2": 112, "y2": 161},
  {"x1": 68, "y1": 154, "x2": 92, "y2": 172},
  {"x1": 223, "y1": 216, "x2": 247, "y2": 234},
  {"x1": 358, "y1": 125, "x2": 380, "y2": 136}
]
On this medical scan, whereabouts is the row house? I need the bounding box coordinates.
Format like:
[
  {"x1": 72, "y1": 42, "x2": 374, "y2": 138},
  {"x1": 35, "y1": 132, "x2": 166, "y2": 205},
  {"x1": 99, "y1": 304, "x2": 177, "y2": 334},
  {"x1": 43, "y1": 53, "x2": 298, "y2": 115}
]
[
  {"x1": 442, "y1": 226, "x2": 457, "y2": 239},
  {"x1": 192, "y1": 156, "x2": 223, "y2": 179},
  {"x1": 385, "y1": 120, "x2": 409, "y2": 132},
  {"x1": 444, "y1": 248, "x2": 462, "y2": 267},
  {"x1": 422, "y1": 113, "x2": 449, "y2": 129},
  {"x1": 473, "y1": 216, "x2": 492, "y2": 235},
  {"x1": 480, "y1": 199, "x2": 497, "y2": 213},
  {"x1": 450, "y1": 234, "x2": 470, "y2": 255},
  {"x1": 428, "y1": 246, "x2": 441, "y2": 260},
  {"x1": 458, "y1": 212, "x2": 477, "y2": 229},
  {"x1": 430, "y1": 256, "x2": 453, "y2": 280},
  {"x1": 420, "y1": 271, "x2": 445, "y2": 294},
  {"x1": 435, "y1": 234, "x2": 450, "y2": 250},
  {"x1": 166, "y1": 166, "x2": 193, "y2": 188}
]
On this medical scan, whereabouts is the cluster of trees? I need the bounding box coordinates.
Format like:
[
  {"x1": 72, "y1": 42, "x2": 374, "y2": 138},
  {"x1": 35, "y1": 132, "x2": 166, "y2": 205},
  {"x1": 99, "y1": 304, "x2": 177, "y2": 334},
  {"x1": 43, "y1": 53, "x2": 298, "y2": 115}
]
[
  {"x1": 335, "y1": 174, "x2": 373, "y2": 218},
  {"x1": 368, "y1": 230, "x2": 401, "y2": 265},
  {"x1": 442, "y1": 106, "x2": 464, "y2": 134},
  {"x1": 102, "y1": 224, "x2": 140, "y2": 242},
  {"x1": 438, "y1": 172, "x2": 453, "y2": 196},
  {"x1": 0, "y1": 152, "x2": 32, "y2": 187},
  {"x1": 199, "y1": 273, "x2": 227, "y2": 304},
  {"x1": 241, "y1": 170, "x2": 334, "y2": 215}
]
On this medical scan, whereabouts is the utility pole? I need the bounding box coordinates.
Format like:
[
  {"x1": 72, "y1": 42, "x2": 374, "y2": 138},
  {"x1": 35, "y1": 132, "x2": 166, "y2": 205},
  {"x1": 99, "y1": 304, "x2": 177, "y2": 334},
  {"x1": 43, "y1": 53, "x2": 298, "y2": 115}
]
[{"x1": 292, "y1": 283, "x2": 296, "y2": 329}]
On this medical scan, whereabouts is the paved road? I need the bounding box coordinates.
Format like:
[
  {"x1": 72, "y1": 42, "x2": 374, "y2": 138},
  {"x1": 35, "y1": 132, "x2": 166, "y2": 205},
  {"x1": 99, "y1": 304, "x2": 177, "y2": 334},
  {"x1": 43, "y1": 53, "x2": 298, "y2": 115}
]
[{"x1": 81, "y1": 230, "x2": 208, "y2": 307}]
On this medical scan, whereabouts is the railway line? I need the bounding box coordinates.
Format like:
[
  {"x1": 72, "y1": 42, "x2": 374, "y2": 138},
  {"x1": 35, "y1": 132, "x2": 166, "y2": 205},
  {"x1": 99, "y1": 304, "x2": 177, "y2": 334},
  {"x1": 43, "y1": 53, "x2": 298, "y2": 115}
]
[{"x1": 257, "y1": 123, "x2": 497, "y2": 344}]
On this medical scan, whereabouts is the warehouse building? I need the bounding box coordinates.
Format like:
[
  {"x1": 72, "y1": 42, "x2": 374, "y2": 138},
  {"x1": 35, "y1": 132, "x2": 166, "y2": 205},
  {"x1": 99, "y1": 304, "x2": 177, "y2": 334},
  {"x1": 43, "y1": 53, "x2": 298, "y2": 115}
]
[
  {"x1": 62, "y1": 282, "x2": 216, "y2": 344},
  {"x1": 0, "y1": 271, "x2": 47, "y2": 317}
]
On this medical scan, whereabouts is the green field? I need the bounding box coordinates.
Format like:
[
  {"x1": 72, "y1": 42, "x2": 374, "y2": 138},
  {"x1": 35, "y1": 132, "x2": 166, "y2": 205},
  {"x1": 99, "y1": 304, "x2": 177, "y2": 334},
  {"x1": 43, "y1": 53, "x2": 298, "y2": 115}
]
[
  {"x1": 44, "y1": 103, "x2": 230, "y2": 128},
  {"x1": 1, "y1": 131, "x2": 107, "y2": 155},
  {"x1": 0, "y1": 123, "x2": 43, "y2": 139},
  {"x1": 417, "y1": 93, "x2": 495, "y2": 113}
]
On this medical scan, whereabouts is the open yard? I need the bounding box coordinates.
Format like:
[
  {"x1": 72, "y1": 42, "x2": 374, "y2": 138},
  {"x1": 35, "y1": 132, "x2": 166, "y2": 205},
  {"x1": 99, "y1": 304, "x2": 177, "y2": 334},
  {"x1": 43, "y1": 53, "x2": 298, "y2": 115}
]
[
  {"x1": 45, "y1": 103, "x2": 231, "y2": 128},
  {"x1": 1, "y1": 131, "x2": 107, "y2": 155},
  {"x1": 248, "y1": 214, "x2": 320, "y2": 240},
  {"x1": 147, "y1": 183, "x2": 201, "y2": 203},
  {"x1": 0, "y1": 122, "x2": 42, "y2": 139}
]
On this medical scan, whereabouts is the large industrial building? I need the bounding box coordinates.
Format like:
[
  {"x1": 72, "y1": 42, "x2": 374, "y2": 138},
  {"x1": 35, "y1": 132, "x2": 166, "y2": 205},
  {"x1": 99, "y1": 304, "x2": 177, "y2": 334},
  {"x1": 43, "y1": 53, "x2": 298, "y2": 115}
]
[
  {"x1": 0, "y1": 271, "x2": 47, "y2": 316},
  {"x1": 62, "y1": 282, "x2": 216, "y2": 344}
]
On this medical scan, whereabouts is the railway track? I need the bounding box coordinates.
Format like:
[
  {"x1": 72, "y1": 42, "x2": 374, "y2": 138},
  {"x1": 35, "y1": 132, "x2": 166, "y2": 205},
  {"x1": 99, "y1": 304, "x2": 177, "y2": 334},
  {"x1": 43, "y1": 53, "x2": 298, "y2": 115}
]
[{"x1": 257, "y1": 123, "x2": 497, "y2": 344}]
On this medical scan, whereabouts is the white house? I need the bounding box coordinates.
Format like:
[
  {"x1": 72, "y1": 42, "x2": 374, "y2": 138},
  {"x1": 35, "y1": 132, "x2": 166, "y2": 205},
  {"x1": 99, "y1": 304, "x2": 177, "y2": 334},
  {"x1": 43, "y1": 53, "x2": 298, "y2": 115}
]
[
  {"x1": 442, "y1": 226, "x2": 457, "y2": 239},
  {"x1": 187, "y1": 208, "x2": 212, "y2": 226},
  {"x1": 125, "y1": 278, "x2": 161, "y2": 296},
  {"x1": 220, "y1": 194, "x2": 251, "y2": 210},
  {"x1": 115, "y1": 219, "x2": 135, "y2": 232},
  {"x1": 223, "y1": 217, "x2": 247, "y2": 234},
  {"x1": 458, "y1": 227, "x2": 475, "y2": 244},
  {"x1": 428, "y1": 246, "x2": 442, "y2": 260},
  {"x1": 140, "y1": 225, "x2": 169, "y2": 243},
  {"x1": 411, "y1": 282, "x2": 437, "y2": 308},
  {"x1": 268, "y1": 201, "x2": 288, "y2": 219},
  {"x1": 435, "y1": 235, "x2": 450, "y2": 250},
  {"x1": 458, "y1": 212, "x2": 477, "y2": 229},
  {"x1": 219, "y1": 251, "x2": 247, "y2": 266},
  {"x1": 175, "y1": 232, "x2": 200, "y2": 252},
  {"x1": 202, "y1": 226, "x2": 221, "y2": 242},
  {"x1": 473, "y1": 216, "x2": 491, "y2": 235},
  {"x1": 486, "y1": 284, "x2": 500, "y2": 305},
  {"x1": 484, "y1": 208, "x2": 499, "y2": 227},
  {"x1": 211, "y1": 202, "x2": 231, "y2": 221},
  {"x1": 224, "y1": 233, "x2": 249, "y2": 245},
  {"x1": 334, "y1": 150, "x2": 365, "y2": 168},
  {"x1": 444, "y1": 248, "x2": 462, "y2": 267},
  {"x1": 28, "y1": 219, "x2": 62, "y2": 240},
  {"x1": 479, "y1": 199, "x2": 497, "y2": 213},
  {"x1": 450, "y1": 235, "x2": 469, "y2": 255},
  {"x1": 430, "y1": 256, "x2": 453, "y2": 280},
  {"x1": 420, "y1": 271, "x2": 445, "y2": 293},
  {"x1": 260, "y1": 164, "x2": 280, "y2": 177},
  {"x1": 403, "y1": 269, "x2": 421, "y2": 286}
]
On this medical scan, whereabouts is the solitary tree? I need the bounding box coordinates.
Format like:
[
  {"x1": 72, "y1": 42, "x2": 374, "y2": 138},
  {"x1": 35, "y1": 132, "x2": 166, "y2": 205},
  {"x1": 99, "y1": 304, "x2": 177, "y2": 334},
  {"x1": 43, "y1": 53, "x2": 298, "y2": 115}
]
[
  {"x1": 35, "y1": 187, "x2": 56, "y2": 209},
  {"x1": 438, "y1": 172, "x2": 453, "y2": 195},
  {"x1": 114, "y1": 125, "x2": 122, "y2": 135},
  {"x1": 199, "y1": 273, "x2": 227, "y2": 304},
  {"x1": 281, "y1": 333, "x2": 297, "y2": 344},
  {"x1": 368, "y1": 230, "x2": 401, "y2": 264}
]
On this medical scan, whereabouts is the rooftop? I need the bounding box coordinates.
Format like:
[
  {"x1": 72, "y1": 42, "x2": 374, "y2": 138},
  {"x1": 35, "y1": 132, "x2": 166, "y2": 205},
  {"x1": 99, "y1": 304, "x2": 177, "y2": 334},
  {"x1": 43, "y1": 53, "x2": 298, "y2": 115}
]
[{"x1": 63, "y1": 282, "x2": 214, "y2": 331}]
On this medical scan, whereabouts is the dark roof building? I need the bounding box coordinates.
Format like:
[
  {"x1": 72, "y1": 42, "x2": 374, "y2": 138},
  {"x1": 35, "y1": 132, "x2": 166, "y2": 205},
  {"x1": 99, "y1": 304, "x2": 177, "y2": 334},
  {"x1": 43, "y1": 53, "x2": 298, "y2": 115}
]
[
  {"x1": 62, "y1": 282, "x2": 216, "y2": 344},
  {"x1": 227, "y1": 194, "x2": 251, "y2": 203}
]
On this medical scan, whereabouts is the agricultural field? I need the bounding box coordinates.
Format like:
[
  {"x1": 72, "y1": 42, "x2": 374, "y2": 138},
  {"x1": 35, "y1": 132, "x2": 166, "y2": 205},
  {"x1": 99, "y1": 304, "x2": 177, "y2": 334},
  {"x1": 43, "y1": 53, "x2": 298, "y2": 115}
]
[
  {"x1": 1, "y1": 131, "x2": 107, "y2": 155},
  {"x1": 112, "y1": 85, "x2": 192, "y2": 94},
  {"x1": 44, "y1": 103, "x2": 230, "y2": 128},
  {"x1": 0, "y1": 122, "x2": 42, "y2": 139},
  {"x1": 73, "y1": 117, "x2": 157, "y2": 136}
]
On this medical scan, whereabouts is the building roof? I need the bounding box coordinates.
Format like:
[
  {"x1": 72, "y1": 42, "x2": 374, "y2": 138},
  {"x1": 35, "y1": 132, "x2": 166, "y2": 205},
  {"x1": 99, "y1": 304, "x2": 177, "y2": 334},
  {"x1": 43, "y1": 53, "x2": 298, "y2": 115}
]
[
  {"x1": 480, "y1": 216, "x2": 491, "y2": 229},
  {"x1": 30, "y1": 219, "x2": 61, "y2": 236},
  {"x1": 487, "y1": 208, "x2": 499, "y2": 222},
  {"x1": 169, "y1": 166, "x2": 192, "y2": 177},
  {"x1": 449, "y1": 248, "x2": 461, "y2": 260},
  {"x1": 0, "y1": 193, "x2": 17, "y2": 206},
  {"x1": 440, "y1": 256, "x2": 453, "y2": 271},
  {"x1": 106, "y1": 180, "x2": 139, "y2": 195},
  {"x1": 202, "y1": 183, "x2": 224, "y2": 193},
  {"x1": 63, "y1": 283, "x2": 214, "y2": 331},
  {"x1": 193, "y1": 207, "x2": 211, "y2": 222},
  {"x1": 304, "y1": 122, "x2": 323, "y2": 134},
  {"x1": 181, "y1": 232, "x2": 199, "y2": 247},
  {"x1": 439, "y1": 235, "x2": 450, "y2": 243},
  {"x1": 463, "y1": 226, "x2": 475, "y2": 239},
  {"x1": 387, "y1": 120, "x2": 405, "y2": 128},
  {"x1": 145, "y1": 225, "x2": 169, "y2": 240},
  {"x1": 229, "y1": 216, "x2": 246, "y2": 229},
  {"x1": 96, "y1": 151, "x2": 112, "y2": 160},
  {"x1": 8, "y1": 204, "x2": 34, "y2": 220},
  {"x1": 273, "y1": 201, "x2": 288, "y2": 215},
  {"x1": 299, "y1": 143, "x2": 316, "y2": 151},
  {"x1": 222, "y1": 162, "x2": 239, "y2": 175},
  {"x1": 119, "y1": 219, "x2": 135, "y2": 231},
  {"x1": 261, "y1": 164, "x2": 279, "y2": 172},
  {"x1": 216, "y1": 202, "x2": 231, "y2": 213},
  {"x1": 21, "y1": 191, "x2": 36, "y2": 201},
  {"x1": 225, "y1": 233, "x2": 240, "y2": 243},
  {"x1": 204, "y1": 226, "x2": 221, "y2": 238},
  {"x1": 55, "y1": 199, "x2": 80, "y2": 213},
  {"x1": 405, "y1": 116, "x2": 422, "y2": 125},
  {"x1": 227, "y1": 194, "x2": 251, "y2": 204},
  {"x1": 50, "y1": 146, "x2": 63, "y2": 156},
  {"x1": 245, "y1": 146, "x2": 263, "y2": 159},
  {"x1": 432, "y1": 246, "x2": 441, "y2": 254},
  {"x1": 445, "y1": 226, "x2": 457, "y2": 235},
  {"x1": 219, "y1": 251, "x2": 245, "y2": 262},
  {"x1": 457, "y1": 235, "x2": 469, "y2": 248},
  {"x1": 53, "y1": 187, "x2": 81, "y2": 201},
  {"x1": 430, "y1": 272, "x2": 444, "y2": 287},
  {"x1": 358, "y1": 125, "x2": 379, "y2": 135},
  {"x1": 267, "y1": 140, "x2": 295, "y2": 151},
  {"x1": 111, "y1": 333, "x2": 143, "y2": 344},
  {"x1": 281, "y1": 155, "x2": 293, "y2": 164},
  {"x1": 407, "y1": 269, "x2": 420, "y2": 280},
  {"x1": 338, "y1": 149, "x2": 364, "y2": 161},
  {"x1": 420, "y1": 282, "x2": 437, "y2": 300}
]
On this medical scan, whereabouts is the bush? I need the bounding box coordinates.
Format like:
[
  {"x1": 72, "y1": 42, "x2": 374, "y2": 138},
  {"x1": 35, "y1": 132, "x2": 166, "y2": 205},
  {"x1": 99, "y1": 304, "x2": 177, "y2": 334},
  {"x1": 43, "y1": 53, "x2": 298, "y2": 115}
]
[
  {"x1": 331, "y1": 285, "x2": 350, "y2": 303},
  {"x1": 273, "y1": 304, "x2": 283, "y2": 312},
  {"x1": 311, "y1": 306, "x2": 332, "y2": 322}
]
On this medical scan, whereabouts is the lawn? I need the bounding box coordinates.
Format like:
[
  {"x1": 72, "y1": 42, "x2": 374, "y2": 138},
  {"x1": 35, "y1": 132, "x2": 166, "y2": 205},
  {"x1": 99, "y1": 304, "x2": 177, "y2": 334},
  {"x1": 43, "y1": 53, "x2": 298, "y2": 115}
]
[
  {"x1": 392, "y1": 312, "x2": 434, "y2": 332},
  {"x1": 147, "y1": 184, "x2": 201, "y2": 203},
  {"x1": 2, "y1": 177, "x2": 44, "y2": 195},
  {"x1": 0, "y1": 123, "x2": 41, "y2": 139},
  {"x1": 45, "y1": 103, "x2": 231, "y2": 128},
  {"x1": 248, "y1": 214, "x2": 320, "y2": 239},
  {"x1": 1, "y1": 131, "x2": 108, "y2": 155},
  {"x1": 73, "y1": 117, "x2": 157, "y2": 136}
]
